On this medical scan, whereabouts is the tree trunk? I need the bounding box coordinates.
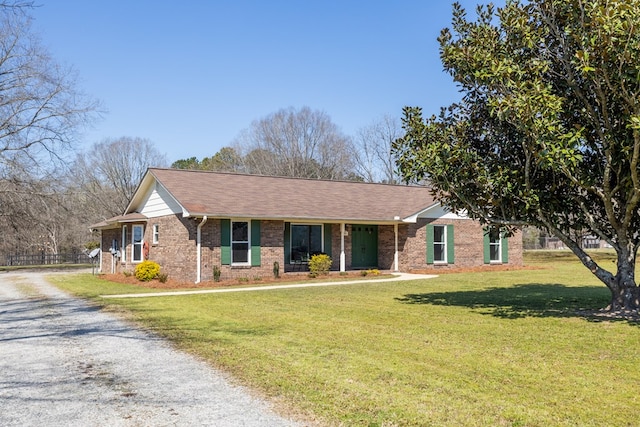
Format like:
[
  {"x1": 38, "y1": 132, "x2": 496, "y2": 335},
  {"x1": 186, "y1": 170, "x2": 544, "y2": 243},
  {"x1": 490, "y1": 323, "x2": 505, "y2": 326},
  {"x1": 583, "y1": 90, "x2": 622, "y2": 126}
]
[
  {"x1": 607, "y1": 256, "x2": 640, "y2": 311},
  {"x1": 559, "y1": 231, "x2": 640, "y2": 312}
]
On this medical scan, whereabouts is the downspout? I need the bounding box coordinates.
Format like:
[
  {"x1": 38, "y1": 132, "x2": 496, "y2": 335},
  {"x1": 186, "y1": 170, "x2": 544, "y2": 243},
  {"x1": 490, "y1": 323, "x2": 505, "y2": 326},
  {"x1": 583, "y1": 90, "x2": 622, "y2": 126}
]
[
  {"x1": 196, "y1": 216, "x2": 208, "y2": 283},
  {"x1": 394, "y1": 223, "x2": 399, "y2": 272},
  {"x1": 340, "y1": 223, "x2": 346, "y2": 272}
]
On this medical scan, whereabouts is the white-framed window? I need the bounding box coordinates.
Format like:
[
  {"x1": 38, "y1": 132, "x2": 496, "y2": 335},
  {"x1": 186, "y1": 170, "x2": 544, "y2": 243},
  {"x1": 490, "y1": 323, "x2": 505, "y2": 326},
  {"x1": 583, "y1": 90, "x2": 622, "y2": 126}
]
[
  {"x1": 433, "y1": 225, "x2": 447, "y2": 263},
  {"x1": 152, "y1": 224, "x2": 159, "y2": 244},
  {"x1": 489, "y1": 227, "x2": 502, "y2": 263},
  {"x1": 132, "y1": 224, "x2": 144, "y2": 262},
  {"x1": 290, "y1": 224, "x2": 323, "y2": 262},
  {"x1": 231, "y1": 220, "x2": 250, "y2": 265},
  {"x1": 121, "y1": 225, "x2": 127, "y2": 259}
]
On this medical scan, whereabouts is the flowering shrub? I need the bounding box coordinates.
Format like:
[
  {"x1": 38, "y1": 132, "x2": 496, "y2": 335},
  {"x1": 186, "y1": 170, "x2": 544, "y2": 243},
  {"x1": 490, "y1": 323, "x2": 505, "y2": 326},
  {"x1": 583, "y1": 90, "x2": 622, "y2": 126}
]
[
  {"x1": 135, "y1": 260, "x2": 160, "y2": 282},
  {"x1": 361, "y1": 269, "x2": 380, "y2": 277},
  {"x1": 308, "y1": 253, "x2": 331, "y2": 277}
]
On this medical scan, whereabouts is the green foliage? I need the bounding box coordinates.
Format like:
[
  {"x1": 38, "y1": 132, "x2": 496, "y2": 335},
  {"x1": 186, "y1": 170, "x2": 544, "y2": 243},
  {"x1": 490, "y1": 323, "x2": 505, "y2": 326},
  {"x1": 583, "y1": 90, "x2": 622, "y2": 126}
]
[
  {"x1": 171, "y1": 156, "x2": 200, "y2": 170},
  {"x1": 360, "y1": 269, "x2": 380, "y2": 277},
  {"x1": 84, "y1": 241, "x2": 100, "y2": 251},
  {"x1": 308, "y1": 253, "x2": 331, "y2": 277},
  {"x1": 134, "y1": 260, "x2": 160, "y2": 282},
  {"x1": 393, "y1": 0, "x2": 640, "y2": 306},
  {"x1": 157, "y1": 272, "x2": 169, "y2": 283},
  {"x1": 171, "y1": 147, "x2": 244, "y2": 172},
  {"x1": 213, "y1": 265, "x2": 221, "y2": 282},
  {"x1": 273, "y1": 261, "x2": 280, "y2": 278}
]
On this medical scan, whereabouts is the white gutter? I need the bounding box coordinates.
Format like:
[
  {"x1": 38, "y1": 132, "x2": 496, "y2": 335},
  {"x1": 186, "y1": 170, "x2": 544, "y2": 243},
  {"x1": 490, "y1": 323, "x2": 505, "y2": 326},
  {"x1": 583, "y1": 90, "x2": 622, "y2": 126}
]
[
  {"x1": 340, "y1": 223, "x2": 346, "y2": 272},
  {"x1": 196, "y1": 216, "x2": 208, "y2": 283},
  {"x1": 394, "y1": 223, "x2": 399, "y2": 272}
]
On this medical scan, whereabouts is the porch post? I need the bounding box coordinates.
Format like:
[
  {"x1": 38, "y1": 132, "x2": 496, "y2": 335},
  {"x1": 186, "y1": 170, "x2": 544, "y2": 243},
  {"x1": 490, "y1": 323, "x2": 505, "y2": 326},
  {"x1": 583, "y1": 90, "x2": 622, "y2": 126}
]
[
  {"x1": 394, "y1": 223, "x2": 399, "y2": 272},
  {"x1": 340, "y1": 223, "x2": 346, "y2": 272}
]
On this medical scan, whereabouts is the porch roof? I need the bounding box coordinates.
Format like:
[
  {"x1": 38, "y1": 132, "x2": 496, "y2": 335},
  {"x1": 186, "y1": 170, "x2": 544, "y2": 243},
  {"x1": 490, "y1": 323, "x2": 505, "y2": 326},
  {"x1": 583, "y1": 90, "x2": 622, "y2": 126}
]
[
  {"x1": 130, "y1": 168, "x2": 437, "y2": 223},
  {"x1": 90, "y1": 212, "x2": 148, "y2": 230}
]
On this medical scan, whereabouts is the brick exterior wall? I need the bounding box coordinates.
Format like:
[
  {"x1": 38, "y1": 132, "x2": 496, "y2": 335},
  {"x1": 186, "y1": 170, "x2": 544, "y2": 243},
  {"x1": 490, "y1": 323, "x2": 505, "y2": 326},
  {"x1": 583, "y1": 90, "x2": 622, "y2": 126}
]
[
  {"x1": 392, "y1": 218, "x2": 523, "y2": 271},
  {"x1": 99, "y1": 216, "x2": 522, "y2": 282},
  {"x1": 99, "y1": 228, "x2": 120, "y2": 274}
]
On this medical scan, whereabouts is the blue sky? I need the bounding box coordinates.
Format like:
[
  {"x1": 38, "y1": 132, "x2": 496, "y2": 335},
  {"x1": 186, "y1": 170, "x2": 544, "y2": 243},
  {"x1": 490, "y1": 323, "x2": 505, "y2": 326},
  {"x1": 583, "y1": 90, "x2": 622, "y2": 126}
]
[{"x1": 31, "y1": 1, "x2": 504, "y2": 163}]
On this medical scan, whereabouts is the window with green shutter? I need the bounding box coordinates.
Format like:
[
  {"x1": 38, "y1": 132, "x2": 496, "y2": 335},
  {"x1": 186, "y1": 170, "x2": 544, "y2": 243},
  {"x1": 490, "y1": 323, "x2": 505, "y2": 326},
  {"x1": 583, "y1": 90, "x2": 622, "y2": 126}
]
[
  {"x1": 221, "y1": 219, "x2": 231, "y2": 265},
  {"x1": 251, "y1": 220, "x2": 261, "y2": 266},
  {"x1": 484, "y1": 227, "x2": 508, "y2": 264},
  {"x1": 221, "y1": 219, "x2": 261, "y2": 266},
  {"x1": 427, "y1": 224, "x2": 454, "y2": 264}
]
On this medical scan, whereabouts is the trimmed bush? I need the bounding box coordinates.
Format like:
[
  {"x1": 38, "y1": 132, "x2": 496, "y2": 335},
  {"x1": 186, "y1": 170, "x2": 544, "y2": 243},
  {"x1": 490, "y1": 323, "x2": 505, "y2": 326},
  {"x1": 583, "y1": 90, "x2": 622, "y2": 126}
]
[
  {"x1": 135, "y1": 260, "x2": 160, "y2": 282},
  {"x1": 308, "y1": 253, "x2": 332, "y2": 277}
]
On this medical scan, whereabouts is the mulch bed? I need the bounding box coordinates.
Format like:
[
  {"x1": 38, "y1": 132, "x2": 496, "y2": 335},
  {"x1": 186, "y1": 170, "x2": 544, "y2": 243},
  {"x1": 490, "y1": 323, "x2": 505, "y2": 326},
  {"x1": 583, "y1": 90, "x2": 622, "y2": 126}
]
[
  {"x1": 101, "y1": 265, "x2": 542, "y2": 290},
  {"x1": 99, "y1": 271, "x2": 372, "y2": 290},
  {"x1": 409, "y1": 265, "x2": 543, "y2": 275}
]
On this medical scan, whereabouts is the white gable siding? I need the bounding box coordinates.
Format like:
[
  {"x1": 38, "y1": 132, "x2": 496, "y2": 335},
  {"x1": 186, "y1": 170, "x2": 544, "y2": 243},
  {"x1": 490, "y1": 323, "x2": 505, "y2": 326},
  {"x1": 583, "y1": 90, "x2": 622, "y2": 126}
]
[
  {"x1": 140, "y1": 183, "x2": 183, "y2": 218},
  {"x1": 417, "y1": 204, "x2": 469, "y2": 220},
  {"x1": 403, "y1": 203, "x2": 469, "y2": 222}
]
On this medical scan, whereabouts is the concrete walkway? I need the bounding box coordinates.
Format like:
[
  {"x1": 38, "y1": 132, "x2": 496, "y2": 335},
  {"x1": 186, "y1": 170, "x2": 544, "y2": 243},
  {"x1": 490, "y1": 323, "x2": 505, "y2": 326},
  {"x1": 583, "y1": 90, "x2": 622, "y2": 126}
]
[{"x1": 102, "y1": 272, "x2": 438, "y2": 299}]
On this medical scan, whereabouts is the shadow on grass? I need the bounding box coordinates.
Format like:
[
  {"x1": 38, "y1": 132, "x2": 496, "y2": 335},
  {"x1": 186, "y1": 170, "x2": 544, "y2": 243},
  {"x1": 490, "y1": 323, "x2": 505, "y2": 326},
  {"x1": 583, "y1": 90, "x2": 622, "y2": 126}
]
[{"x1": 396, "y1": 283, "x2": 619, "y2": 321}]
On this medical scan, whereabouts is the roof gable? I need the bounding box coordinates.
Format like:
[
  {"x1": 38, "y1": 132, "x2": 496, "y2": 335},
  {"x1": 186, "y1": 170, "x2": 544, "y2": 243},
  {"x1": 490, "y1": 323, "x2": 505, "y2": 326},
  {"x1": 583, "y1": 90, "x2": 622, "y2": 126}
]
[{"x1": 128, "y1": 168, "x2": 439, "y2": 223}]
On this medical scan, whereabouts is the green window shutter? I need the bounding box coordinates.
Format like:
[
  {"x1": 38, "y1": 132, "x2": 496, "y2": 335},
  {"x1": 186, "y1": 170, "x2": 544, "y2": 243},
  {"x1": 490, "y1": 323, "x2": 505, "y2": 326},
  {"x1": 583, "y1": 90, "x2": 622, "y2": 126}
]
[
  {"x1": 447, "y1": 224, "x2": 455, "y2": 264},
  {"x1": 426, "y1": 224, "x2": 434, "y2": 264},
  {"x1": 501, "y1": 234, "x2": 509, "y2": 263},
  {"x1": 221, "y1": 219, "x2": 231, "y2": 265},
  {"x1": 251, "y1": 220, "x2": 261, "y2": 266},
  {"x1": 483, "y1": 229, "x2": 491, "y2": 264},
  {"x1": 284, "y1": 222, "x2": 291, "y2": 265},
  {"x1": 323, "y1": 224, "x2": 332, "y2": 257}
]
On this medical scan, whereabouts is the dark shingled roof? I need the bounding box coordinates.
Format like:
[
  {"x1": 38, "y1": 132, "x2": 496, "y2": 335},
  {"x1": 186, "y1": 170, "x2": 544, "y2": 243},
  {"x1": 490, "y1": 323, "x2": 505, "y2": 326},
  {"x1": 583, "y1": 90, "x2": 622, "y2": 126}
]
[{"x1": 145, "y1": 168, "x2": 436, "y2": 222}]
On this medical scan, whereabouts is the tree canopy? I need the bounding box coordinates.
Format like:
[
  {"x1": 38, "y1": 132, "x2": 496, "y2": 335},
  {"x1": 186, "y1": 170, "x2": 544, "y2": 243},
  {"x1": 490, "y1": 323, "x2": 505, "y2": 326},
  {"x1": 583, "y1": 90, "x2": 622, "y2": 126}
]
[
  {"x1": 174, "y1": 107, "x2": 359, "y2": 180},
  {"x1": 73, "y1": 137, "x2": 168, "y2": 217},
  {"x1": 236, "y1": 106, "x2": 355, "y2": 180},
  {"x1": 393, "y1": 0, "x2": 640, "y2": 311}
]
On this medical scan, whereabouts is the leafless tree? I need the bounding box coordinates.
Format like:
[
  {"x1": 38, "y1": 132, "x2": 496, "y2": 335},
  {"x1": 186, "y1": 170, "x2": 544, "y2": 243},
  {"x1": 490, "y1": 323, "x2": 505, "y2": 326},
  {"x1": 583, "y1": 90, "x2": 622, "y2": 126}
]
[
  {"x1": 0, "y1": 8, "x2": 97, "y2": 175},
  {"x1": 73, "y1": 137, "x2": 168, "y2": 218},
  {"x1": 353, "y1": 115, "x2": 402, "y2": 183},
  {"x1": 234, "y1": 106, "x2": 356, "y2": 180},
  {"x1": 0, "y1": 4, "x2": 99, "y2": 261}
]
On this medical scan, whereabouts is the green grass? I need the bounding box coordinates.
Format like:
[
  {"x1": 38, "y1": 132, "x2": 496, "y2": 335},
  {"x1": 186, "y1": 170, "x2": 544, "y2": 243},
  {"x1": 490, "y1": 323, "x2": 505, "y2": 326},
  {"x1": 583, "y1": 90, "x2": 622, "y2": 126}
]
[{"x1": 48, "y1": 252, "x2": 640, "y2": 426}]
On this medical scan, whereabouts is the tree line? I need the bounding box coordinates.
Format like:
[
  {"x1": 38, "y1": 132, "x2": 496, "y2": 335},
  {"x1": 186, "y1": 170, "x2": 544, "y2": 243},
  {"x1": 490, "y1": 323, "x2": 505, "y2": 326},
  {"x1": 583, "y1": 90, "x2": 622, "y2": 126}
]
[{"x1": 170, "y1": 107, "x2": 402, "y2": 184}]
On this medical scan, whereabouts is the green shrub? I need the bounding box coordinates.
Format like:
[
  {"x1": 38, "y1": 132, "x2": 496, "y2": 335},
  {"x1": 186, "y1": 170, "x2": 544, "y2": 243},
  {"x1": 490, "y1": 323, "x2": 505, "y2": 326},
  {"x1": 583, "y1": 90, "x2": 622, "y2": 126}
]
[
  {"x1": 213, "y1": 265, "x2": 221, "y2": 282},
  {"x1": 273, "y1": 261, "x2": 280, "y2": 278},
  {"x1": 135, "y1": 260, "x2": 160, "y2": 282},
  {"x1": 157, "y1": 272, "x2": 169, "y2": 283},
  {"x1": 361, "y1": 269, "x2": 380, "y2": 277},
  {"x1": 308, "y1": 253, "x2": 332, "y2": 277}
]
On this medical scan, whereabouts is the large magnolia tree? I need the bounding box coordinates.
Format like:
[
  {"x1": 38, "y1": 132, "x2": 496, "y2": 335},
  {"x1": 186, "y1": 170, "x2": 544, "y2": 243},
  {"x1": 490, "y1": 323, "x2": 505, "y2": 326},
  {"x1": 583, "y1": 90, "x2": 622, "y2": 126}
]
[{"x1": 393, "y1": 0, "x2": 640, "y2": 311}]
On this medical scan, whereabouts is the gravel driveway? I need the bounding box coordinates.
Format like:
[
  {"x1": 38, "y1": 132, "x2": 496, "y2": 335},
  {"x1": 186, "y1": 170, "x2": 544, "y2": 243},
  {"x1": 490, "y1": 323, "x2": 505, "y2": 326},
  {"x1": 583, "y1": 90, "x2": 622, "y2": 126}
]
[{"x1": 0, "y1": 271, "x2": 301, "y2": 426}]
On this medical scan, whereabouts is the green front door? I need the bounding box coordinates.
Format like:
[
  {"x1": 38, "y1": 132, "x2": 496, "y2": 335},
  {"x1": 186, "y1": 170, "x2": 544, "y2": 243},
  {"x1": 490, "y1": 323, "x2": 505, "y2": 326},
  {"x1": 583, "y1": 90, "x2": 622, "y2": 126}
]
[{"x1": 351, "y1": 225, "x2": 378, "y2": 268}]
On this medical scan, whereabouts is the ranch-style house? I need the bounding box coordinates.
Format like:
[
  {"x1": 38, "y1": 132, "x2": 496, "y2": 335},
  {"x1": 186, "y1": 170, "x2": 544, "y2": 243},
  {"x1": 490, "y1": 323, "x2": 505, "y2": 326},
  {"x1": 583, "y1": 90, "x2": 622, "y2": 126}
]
[{"x1": 91, "y1": 168, "x2": 522, "y2": 282}]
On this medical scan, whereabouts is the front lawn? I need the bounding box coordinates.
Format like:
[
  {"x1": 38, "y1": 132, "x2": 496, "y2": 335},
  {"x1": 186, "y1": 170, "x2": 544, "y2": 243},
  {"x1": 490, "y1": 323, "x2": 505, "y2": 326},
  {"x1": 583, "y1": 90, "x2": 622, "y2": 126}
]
[{"x1": 49, "y1": 251, "x2": 640, "y2": 426}]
